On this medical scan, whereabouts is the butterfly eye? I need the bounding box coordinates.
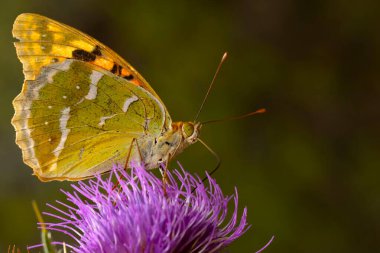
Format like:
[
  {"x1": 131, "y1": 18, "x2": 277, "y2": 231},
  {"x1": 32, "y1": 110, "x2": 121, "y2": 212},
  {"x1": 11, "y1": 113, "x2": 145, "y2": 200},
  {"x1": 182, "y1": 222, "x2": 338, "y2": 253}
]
[{"x1": 182, "y1": 122, "x2": 195, "y2": 138}]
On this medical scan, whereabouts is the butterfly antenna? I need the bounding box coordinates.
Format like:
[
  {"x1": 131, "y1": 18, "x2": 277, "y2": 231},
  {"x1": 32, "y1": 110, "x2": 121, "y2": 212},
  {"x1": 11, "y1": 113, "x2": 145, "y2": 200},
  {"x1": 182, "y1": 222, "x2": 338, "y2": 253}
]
[
  {"x1": 194, "y1": 52, "x2": 228, "y2": 122},
  {"x1": 198, "y1": 138, "x2": 221, "y2": 179},
  {"x1": 202, "y1": 108, "x2": 266, "y2": 125}
]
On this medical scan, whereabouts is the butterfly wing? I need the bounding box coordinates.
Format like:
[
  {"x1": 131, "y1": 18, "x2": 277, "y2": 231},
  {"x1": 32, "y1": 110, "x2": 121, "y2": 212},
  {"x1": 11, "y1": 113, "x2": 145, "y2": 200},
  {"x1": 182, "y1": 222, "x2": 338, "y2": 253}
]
[
  {"x1": 13, "y1": 13, "x2": 171, "y2": 125},
  {"x1": 14, "y1": 14, "x2": 152, "y2": 91},
  {"x1": 12, "y1": 13, "x2": 171, "y2": 180}
]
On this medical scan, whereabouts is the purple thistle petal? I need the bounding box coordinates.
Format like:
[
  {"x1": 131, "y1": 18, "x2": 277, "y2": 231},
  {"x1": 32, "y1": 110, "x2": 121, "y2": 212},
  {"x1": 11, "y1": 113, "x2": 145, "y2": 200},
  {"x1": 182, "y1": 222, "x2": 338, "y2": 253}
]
[
  {"x1": 38, "y1": 164, "x2": 251, "y2": 253},
  {"x1": 256, "y1": 236, "x2": 275, "y2": 253}
]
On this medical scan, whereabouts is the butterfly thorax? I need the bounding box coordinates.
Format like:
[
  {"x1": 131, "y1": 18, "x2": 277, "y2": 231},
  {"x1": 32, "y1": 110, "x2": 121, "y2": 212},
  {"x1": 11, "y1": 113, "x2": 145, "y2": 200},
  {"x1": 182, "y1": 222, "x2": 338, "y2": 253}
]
[{"x1": 138, "y1": 122, "x2": 201, "y2": 170}]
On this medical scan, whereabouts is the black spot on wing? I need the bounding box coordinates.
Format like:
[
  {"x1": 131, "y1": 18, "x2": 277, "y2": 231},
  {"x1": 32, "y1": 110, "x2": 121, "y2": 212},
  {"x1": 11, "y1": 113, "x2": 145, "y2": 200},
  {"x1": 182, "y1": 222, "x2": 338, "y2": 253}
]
[
  {"x1": 92, "y1": 45, "x2": 102, "y2": 56},
  {"x1": 111, "y1": 63, "x2": 118, "y2": 74},
  {"x1": 124, "y1": 74, "x2": 134, "y2": 80},
  {"x1": 72, "y1": 49, "x2": 96, "y2": 62},
  {"x1": 110, "y1": 63, "x2": 134, "y2": 80}
]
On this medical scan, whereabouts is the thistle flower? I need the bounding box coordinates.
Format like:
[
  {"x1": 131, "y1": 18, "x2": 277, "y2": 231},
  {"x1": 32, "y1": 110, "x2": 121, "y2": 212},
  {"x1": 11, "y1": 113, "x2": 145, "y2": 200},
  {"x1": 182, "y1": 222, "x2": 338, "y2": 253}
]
[{"x1": 33, "y1": 164, "x2": 250, "y2": 253}]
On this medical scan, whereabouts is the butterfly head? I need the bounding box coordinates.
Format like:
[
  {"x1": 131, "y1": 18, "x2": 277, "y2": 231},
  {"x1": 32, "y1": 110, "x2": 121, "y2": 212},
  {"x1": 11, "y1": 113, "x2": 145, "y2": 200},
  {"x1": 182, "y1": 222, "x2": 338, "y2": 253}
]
[
  {"x1": 148, "y1": 121, "x2": 201, "y2": 166},
  {"x1": 181, "y1": 122, "x2": 202, "y2": 144}
]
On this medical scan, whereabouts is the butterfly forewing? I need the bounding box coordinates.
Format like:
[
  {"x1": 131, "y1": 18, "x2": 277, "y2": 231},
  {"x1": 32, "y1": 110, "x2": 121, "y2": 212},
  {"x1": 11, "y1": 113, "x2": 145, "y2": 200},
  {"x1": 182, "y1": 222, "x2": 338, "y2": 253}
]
[{"x1": 14, "y1": 14, "x2": 141, "y2": 83}]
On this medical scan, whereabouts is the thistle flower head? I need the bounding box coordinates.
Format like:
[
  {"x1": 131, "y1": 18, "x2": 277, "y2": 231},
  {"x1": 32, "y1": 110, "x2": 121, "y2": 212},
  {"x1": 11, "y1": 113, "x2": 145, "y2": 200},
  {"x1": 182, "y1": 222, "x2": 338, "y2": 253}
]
[{"x1": 36, "y1": 164, "x2": 250, "y2": 253}]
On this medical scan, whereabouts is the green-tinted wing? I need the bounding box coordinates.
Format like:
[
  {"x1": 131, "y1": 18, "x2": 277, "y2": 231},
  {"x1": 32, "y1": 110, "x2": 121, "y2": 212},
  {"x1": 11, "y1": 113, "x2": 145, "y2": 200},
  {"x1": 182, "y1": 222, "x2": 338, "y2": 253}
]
[{"x1": 12, "y1": 59, "x2": 167, "y2": 181}]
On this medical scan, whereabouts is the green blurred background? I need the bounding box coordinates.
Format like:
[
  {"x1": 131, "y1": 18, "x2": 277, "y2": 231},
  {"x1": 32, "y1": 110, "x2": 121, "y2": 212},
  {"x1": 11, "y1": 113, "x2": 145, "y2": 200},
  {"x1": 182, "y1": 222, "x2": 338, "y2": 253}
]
[{"x1": 1, "y1": 0, "x2": 379, "y2": 252}]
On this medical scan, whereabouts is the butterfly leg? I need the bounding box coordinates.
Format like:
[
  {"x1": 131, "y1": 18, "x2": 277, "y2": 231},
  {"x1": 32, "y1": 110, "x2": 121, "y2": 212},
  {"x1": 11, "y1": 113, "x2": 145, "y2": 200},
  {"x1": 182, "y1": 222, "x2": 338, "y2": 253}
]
[
  {"x1": 113, "y1": 138, "x2": 142, "y2": 192},
  {"x1": 123, "y1": 138, "x2": 143, "y2": 170},
  {"x1": 124, "y1": 138, "x2": 135, "y2": 170},
  {"x1": 159, "y1": 158, "x2": 171, "y2": 196}
]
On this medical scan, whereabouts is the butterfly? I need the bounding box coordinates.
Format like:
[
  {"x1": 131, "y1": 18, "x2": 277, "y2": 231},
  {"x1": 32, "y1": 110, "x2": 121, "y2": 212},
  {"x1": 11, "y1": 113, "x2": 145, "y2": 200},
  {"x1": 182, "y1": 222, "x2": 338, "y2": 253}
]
[{"x1": 11, "y1": 13, "x2": 203, "y2": 181}]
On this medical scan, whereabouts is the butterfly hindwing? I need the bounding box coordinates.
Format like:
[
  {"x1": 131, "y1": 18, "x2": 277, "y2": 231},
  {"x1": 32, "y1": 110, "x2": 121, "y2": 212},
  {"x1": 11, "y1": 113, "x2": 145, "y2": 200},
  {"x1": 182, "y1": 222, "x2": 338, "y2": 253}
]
[{"x1": 13, "y1": 48, "x2": 169, "y2": 180}]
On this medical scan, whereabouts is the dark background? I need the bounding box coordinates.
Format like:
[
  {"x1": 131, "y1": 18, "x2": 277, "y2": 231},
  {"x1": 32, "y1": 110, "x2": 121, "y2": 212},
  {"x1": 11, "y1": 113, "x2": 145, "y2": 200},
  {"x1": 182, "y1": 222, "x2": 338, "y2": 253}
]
[{"x1": 0, "y1": 0, "x2": 379, "y2": 252}]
